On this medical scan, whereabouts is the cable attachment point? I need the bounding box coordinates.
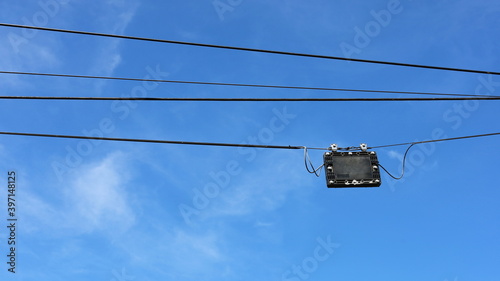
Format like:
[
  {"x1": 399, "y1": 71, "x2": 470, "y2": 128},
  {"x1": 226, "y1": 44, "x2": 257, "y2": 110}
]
[
  {"x1": 329, "y1": 144, "x2": 338, "y2": 152},
  {"x1": 360, "y1": 143, "x2": 368, "y2": 152},
  {"x1": 304, "y1": 147, "x2": 324, "y2": 177}
]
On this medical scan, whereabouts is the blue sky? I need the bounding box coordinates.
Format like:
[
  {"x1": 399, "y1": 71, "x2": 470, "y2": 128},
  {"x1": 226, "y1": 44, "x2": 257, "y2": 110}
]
[{"x1": 0, "y1": 0, "x2": 499, "y2": 280}]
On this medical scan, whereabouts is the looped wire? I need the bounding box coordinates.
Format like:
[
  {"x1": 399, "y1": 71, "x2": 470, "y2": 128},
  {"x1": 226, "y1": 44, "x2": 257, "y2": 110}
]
[{"x1": 303, "y1": 147, "x2": 324, "y2": 177}]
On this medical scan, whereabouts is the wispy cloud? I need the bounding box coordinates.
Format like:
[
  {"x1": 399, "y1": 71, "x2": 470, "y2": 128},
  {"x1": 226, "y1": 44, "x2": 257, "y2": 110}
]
[
  {"x1": 87, "y1": 0, "x2": 141, "y2": 92},
  {"x1": 64, "y1": 151, "x2": 136, "y2": 233},
  {"x1": 0, "y1": 1, "x2": 140, "y2": 92},
  {"x1": 22, "y1": 191, "x2": 63, "y2": 233},
  {"x1": 387, "y1": 149, "x2": 403, "y2": 159},
  {"x1": 22, "y1": 151, "x2": 136, "y2": 236},
  {"x1": 204, "y1": 152, "x2": 305, "y2": 219},
  {"x1": 172, "y1": 229, "x2": 224, "y2": 261},
  {"x1": 108, "y1": 226, "x2": 228, "y2": 279},
  {"x1": 0, "y1": 34, "x2": 61, "y2": 89}
]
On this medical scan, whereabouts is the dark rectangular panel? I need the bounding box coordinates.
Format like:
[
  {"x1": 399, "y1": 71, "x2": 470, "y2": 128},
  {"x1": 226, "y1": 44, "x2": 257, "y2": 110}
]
[{"x1": 323, "y1": 151, "x2": 381, "y2": 188}]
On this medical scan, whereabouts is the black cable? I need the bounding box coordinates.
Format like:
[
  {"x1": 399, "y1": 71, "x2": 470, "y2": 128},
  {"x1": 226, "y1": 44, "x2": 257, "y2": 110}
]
[
  {"x1": 333, "y1": 133, "x2": 500, "y2": 179},
  {"x1": 0, "y1": 131, "x2": 326, "y2": 150},
  {"x1": 0, "y1": 130, "x2": 497, "y2": 151},
  {"x1": 1, "y1": 131, "x2": 499, "y2": 179},
  {"x1": 304, "y1": 147, "x2": 324, "y2": 177},
  {"x1": 1, "y1": 23, "x2": 499, "y2": 76},
  {"x1": 377, "y1": 144, "x2": 415, "y2": 180},
  {"x1": 369, "y1": 132, "x2": 500, "y2": 149},
  {"x1": 1, "y1": 96, "x2": 500, "y2": 102},
  {"x1": 374, "y1": 133, "x2": 500, "y2": 180},
  {"x1": 0, "y1": 70, "x2": 496, "y2": 98}
]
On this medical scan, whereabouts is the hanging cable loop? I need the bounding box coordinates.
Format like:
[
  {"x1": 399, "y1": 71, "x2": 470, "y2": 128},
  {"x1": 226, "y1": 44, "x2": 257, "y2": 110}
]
[
  {"x1": 377, "y1": 144, "x2": 416, "y2": 180},
  {"x1": 303, "y1": 147, "x2": 324, "y2": 177}
]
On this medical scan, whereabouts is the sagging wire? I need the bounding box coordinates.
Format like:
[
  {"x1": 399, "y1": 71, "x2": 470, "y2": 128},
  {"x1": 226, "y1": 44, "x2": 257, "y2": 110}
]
[
  {"x1": 2, "y1": 23, "x2": 500, "y2": 76},
  {"x1": 304, "y1": 147, "x2": 325, "y2": 177},
  {"x1": 377, "y1": 143, "x2": 416, "y2": 180}
]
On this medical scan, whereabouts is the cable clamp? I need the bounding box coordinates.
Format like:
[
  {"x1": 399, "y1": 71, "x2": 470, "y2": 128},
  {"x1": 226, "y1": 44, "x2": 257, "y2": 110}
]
[
  {"x1": 329, "y1": 144, "x2": 338, "y2": 152},
  {"x1": 360, "y1": 143, "x2": 368, "y2": 152}
]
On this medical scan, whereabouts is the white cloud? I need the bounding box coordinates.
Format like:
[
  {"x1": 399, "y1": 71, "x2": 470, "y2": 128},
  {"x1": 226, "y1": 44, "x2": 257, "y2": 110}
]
[
  {"x1": 0, "y1": 0, "x2": 139, "y2": 92},
  {"x1": 388, "y1": 149, "x2": 403, "y2": 160},
  {"x1": 109, "y1": 226, "x2": 228, "y2": 279},
  {"x1": 203, "y1": 151, "x2": 306, "y2": 219},
  {"x1": 173, "y1": 229, "x2": 223, "y2": 260},
  {"x1": 254, "y1": 221, "x2": 274, "y2": 228},
  {"x1": 0, "y1": 33, "x2": 61, "y2": 89},
  {"x1": 87, "y1": 0, "x2": 140, "y2": 92},
  {"x1": 22, "y1": 191, "x2": 62, "y2": 233},
  {"x1": 19, "y1": 151, "x2": 136, "y2": 240},
  {"x1": 64, "y1": 151, "x2": 136, "y2": 233}
]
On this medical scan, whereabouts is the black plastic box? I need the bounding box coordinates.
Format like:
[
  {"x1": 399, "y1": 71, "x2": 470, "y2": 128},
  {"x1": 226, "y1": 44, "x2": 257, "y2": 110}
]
[{"x1": 323, "y1": 151, "x2": 381, "y2": 188}]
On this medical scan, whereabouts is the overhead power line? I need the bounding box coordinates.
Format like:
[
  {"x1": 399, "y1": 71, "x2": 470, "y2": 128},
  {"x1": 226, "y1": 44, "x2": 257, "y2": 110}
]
[
  {"x1": 0, "y1": 131, "x2": 319, "y2": 150},
  {"x1": 1, "y1": 131, "x2": 499, "y2": 180},
  {"x1": 1, "y1": 23, "x2": 499, "y2": 76},
  {"x1": 369, "y1": 132, "x2": 500, "y2": 149},
  {"x1": 375, "y1": 132, "x2": 500, "y2": 180},
  {"x1": 1, "y1": 96, "x2": 500, "y2": 102},
  {"x1": 0, "y1": 70, "x2": 496, "y2": 98},
  {"x1": 0, "y1": 131, "x2": 499, "y2": 151}
]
